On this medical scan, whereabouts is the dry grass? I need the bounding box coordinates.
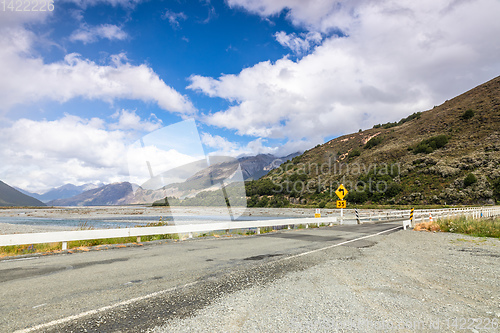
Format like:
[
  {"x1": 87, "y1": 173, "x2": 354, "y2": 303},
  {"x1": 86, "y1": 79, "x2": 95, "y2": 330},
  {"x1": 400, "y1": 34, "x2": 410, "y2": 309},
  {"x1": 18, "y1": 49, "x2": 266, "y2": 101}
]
[{"x1": 414, "y1": 221, "x2": 441, "y2": 232}]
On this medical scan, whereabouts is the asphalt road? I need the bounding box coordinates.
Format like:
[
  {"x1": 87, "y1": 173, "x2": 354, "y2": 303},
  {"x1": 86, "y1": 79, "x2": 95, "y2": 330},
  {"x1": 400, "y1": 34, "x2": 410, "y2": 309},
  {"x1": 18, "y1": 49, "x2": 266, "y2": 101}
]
[{"x1": 0, "y1": 222, "x2": 402, "y2": 332}]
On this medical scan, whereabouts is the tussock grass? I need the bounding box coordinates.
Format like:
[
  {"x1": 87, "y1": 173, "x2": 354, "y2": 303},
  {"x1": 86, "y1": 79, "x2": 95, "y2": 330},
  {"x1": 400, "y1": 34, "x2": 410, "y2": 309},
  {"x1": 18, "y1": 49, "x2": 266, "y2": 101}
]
[
  {"x1": 438, "y1": 216, "x2": 500, "y2": 238},
  {"x1": 415, "y1": 216, "x2": 500, "y2": 238}
]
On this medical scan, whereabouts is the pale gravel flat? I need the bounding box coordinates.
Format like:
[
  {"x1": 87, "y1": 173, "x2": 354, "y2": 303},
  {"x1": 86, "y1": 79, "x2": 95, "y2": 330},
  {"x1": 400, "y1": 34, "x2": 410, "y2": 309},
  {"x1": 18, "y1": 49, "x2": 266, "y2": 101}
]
[
  {"x1": 0, "y1": 222, "x2": 74, "y2": 234},
  {"x1": 0, "y1": 206, "x2": 385, "y2": 220},
  {"x1": 0, "y1": 207, "x2": 333, "y2": 235},
  {"x1": 150, "y1": 231, "x2": 500, "y2": 333}
]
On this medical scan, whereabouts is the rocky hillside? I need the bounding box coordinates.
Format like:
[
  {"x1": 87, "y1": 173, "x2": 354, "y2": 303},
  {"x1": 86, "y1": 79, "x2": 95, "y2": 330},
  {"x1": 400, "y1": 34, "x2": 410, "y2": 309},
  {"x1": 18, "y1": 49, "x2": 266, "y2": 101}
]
[
  {"x1": 0, "y1": 180, "x2": 46, "y2": 207},
  {"x1": 249, "y1": 75, "x2": 500, "y2": 207}
]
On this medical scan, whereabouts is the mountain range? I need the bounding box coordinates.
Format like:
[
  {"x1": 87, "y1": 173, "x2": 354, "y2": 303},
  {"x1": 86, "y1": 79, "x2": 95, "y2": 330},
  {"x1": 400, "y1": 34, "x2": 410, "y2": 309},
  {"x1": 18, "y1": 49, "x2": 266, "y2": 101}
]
[
  {"x1": 46, "y1": 153, "x2": 299, "y2": 206},
  {"x1": 16, "y1": 183, "x2": 104, "y2": 203}
]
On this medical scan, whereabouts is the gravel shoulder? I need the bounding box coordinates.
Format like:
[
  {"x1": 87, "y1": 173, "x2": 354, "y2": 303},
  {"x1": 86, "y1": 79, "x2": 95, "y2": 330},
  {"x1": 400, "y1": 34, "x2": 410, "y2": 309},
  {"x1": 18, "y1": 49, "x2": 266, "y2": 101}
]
[{"x1": 151, "y1": 231, "x2": 500, "y2": 333}]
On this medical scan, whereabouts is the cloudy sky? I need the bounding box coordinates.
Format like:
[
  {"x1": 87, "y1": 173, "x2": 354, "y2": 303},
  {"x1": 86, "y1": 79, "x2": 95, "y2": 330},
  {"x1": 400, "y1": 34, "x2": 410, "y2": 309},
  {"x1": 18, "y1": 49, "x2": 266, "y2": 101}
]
[{"x1": 0, "y1": 0, "x2": 499, "y2": 192}]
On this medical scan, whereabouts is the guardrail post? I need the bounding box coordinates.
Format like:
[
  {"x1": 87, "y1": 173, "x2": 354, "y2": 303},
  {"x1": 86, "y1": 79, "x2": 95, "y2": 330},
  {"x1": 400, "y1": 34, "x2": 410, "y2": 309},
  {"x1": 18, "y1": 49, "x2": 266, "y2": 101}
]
[
  {"x1": 62, "y1": 241, "x2": 67, "y2": 250},
  {"x1": 188, "y1": 232, "x2": 193, "y2": 239},
  {"x1": 288, "y1": 225, "x2": 291, "y2": 230},
  {"x1": 257, "y1": 228, "x2": 260, "y2": 234},
  {"x1": 137, "y1": 236, "x2": 141, "y2": 242}
]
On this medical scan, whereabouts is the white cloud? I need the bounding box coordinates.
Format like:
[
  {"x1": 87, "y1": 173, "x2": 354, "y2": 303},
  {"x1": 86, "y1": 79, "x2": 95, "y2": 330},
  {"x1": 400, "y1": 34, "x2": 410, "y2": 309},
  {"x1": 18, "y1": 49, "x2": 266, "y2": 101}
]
[
  {"x1": 126, "y1": 144, "x2": 201, "y2": 187},
  {"x1": 65, "y1": 0, "x2": 144, "y2": 9},
  {"x1": 0, "y1": 114, "x2": 127, "y2": 192},
  {"x1": 0, "y1": 113, "x2": 181, "y2": 192},
  {"x1": 274, "y1": 31, "x2": 322, "y2": 54},
  {"x1": 109, "y1": 109, "x2": 163, "y2": 132},
  {"x1": 162, "y1": 10, "x2": 188, "y2": 29},
  {"x1": 190, "y1": 0, "x2": 500, "y2": 154},
  {"x1": 226, "y1": 0, "x2": 355, "y2": 33},
  {"x1": 201, "y1": 132, "x2": 242, "y2": 156},
  {"x1": 201, "y1": 133, "x2": 287, "y2": 157},
  {"x1": 70, "y1": 24, "x2": 128, "y2": 44},
  {"x1": 0, "y1": 26, "x2": 195, "y2": 113},
  {"x1": 0, "y1": 8, "x2": 52, "y2": 29}
]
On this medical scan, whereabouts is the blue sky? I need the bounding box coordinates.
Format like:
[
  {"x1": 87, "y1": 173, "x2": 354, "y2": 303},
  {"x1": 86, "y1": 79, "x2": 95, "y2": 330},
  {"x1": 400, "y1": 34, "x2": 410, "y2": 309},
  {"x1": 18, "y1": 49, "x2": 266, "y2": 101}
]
[{"x1": 1, "y1": 0, "x2": 499, "y2": 192}]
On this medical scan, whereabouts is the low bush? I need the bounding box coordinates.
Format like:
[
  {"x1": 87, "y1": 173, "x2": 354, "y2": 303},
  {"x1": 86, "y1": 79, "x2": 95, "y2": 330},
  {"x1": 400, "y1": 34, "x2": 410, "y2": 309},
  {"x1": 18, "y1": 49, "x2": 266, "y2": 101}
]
[
  {"x1": 461, "y1": 109, "x2": 475, "y2": 120},
  {"x1": 364, "y1": 136, "x2": 383, "y2": 149},
  {"x1": 412, "y1": 134, "x2": 449, "y2": 154},
  {"x1": 348, "y1": 148, "x2": 361, "y2": 159},
  {"x1": 464, "y1": 173, "x2": 477, "y2": 187}
]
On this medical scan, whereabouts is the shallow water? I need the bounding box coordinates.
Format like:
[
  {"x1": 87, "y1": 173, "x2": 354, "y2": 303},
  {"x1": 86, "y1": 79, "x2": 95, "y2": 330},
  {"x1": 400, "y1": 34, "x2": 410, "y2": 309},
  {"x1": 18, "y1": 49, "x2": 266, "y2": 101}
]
[{"x1": 0, "y1": 215, "x2": 298, "y2": 230}]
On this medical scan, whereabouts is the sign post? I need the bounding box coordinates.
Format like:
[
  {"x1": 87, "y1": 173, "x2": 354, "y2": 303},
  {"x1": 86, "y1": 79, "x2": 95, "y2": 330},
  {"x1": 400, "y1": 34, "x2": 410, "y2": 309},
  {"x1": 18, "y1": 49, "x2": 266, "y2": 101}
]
[
  {"x1": 315, "y1": 208, "x2": 321, "y2": 218},
  {"x1": 335, "y1": 184, "x2": 348, "y2": 224},
  {"x1": 410, "y1": 208, "x2": 414, "y2": 228}
]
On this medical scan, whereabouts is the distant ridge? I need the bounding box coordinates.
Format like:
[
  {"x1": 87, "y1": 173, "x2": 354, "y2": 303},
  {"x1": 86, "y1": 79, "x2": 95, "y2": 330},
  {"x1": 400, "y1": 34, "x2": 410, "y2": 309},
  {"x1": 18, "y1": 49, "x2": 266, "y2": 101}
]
[
  {"x1": 16, "y1": 183, "x2": 104, "y2": 203},
  {"x1": 0, "y1": 180, "x2": 46, "y2": 207},
  {"x1": 48, "y1": 182, "x2": 134, "y2": 206}
]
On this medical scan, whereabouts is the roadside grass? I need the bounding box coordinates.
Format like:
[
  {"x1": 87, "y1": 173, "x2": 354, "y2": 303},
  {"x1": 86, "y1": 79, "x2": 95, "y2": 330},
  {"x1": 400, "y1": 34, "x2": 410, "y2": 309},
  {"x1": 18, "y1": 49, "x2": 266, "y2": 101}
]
[
  {"x1": 415, "y1": 216, "x2": 500, "y2": 238},
  {"x1": 0, "y1": 220, "x2": 179, "y2": 258},
  {"x1": 0, "y1": 243, "x2": 62, "y2": 257}
]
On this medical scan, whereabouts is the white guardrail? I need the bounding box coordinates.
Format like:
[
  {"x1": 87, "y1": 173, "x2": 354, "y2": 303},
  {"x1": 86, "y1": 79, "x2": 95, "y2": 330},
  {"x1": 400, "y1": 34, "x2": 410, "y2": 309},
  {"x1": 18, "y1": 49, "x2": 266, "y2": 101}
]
[{"x1": 1, "y1": 207, "x2": 499, "y2": 250}]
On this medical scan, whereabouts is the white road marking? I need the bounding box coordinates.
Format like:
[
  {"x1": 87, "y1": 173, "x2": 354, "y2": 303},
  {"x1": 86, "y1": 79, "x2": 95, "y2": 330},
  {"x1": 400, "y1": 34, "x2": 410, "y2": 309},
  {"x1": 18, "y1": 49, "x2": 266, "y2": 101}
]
[
  {"x1": 1, "y1": 257, "x2": 38, "y2": 263},
  {"x1": 15, "y1": 225, "x2": 402, "y2": 333},
  {"x1": 32, "y1": 304, "x2": 46, "y2": 309},
  {"x1": 281, "y1": 225, "x2": 402, "y2": 261},
  {"x1": 14, "y1": 281, "x2": 200, "y2": 333}
]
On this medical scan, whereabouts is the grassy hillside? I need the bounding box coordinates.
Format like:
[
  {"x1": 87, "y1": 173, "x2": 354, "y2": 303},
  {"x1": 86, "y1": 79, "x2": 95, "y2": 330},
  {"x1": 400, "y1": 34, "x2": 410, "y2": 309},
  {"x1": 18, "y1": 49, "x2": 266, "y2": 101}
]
[
  {"x1": 0, "y1": 181, "x2": 46, "y2": 207},
  {"x1": 246, "y1": 75, "x2": 500, "y2": 207}
]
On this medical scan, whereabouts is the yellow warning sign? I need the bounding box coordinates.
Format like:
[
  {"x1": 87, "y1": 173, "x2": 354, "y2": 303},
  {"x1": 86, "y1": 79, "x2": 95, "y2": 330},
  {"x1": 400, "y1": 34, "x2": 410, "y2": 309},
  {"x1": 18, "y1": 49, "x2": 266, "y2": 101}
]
[
  {"x1": 335, "y1": 184, "x2": 348, "y2": 200},
  {"x1": 315, "y1": 208, "x2": 321, "y2": 218},
  {"x1": 336, "y1": 200, "x2": 346, "y2": 208}
]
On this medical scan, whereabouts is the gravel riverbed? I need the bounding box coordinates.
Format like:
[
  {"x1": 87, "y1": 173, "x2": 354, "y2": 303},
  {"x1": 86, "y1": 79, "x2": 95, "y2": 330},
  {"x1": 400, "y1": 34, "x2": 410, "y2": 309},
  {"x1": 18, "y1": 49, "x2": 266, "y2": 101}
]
[{"x1": 150, "y1": 231, "x2": 499, "y2": 333}]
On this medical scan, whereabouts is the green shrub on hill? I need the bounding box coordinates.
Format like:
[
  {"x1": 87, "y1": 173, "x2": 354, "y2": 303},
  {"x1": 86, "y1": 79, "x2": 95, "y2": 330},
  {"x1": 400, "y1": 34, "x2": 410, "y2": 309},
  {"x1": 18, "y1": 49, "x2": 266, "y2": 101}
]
[
  {"x1": 346, "y1": 190, "x2": 368, "y2": 204},
  {"x1": 463, "y1": 173, "x2": 477, "y2": 187},
  {"x1": 348, "y1": 148, "x2": 361, "y2": 159},
  {"x1": 493, "y1": 179, "x2": 500, "y2": 202},
  {"x1": 461, "y1": 109, "x2": 475, "y2": 120},
  {"x1": 364, "y1": 136, "x2": 383, "y2": 149},
  {"x1": 412, "y1": 134, "x2": 449, "y2": 154}
]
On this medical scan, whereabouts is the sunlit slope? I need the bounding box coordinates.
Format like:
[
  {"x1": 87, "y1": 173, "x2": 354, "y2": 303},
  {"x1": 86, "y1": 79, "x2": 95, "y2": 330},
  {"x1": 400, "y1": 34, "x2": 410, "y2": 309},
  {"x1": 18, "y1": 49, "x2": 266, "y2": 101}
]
[{"x1": 256, "y1": 75, "x2": 500, "y2": 206}]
